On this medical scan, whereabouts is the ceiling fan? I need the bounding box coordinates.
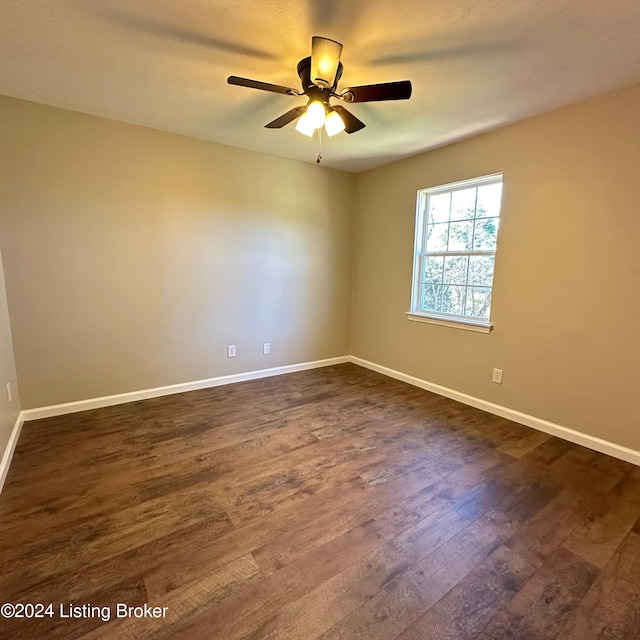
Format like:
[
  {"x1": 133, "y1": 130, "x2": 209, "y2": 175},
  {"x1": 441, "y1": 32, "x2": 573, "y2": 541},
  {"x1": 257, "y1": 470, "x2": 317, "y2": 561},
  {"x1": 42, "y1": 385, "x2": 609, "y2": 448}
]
[{"x1": 227, "y1": 36, "x2": 412, "y2": 138}]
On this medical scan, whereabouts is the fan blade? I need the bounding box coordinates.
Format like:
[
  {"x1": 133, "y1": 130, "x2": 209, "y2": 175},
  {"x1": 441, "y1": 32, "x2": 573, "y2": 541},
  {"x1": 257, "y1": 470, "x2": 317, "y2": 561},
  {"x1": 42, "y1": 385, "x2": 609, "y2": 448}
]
[
  {"x1": 332, "y1": 105, "x2": 366, "y2": 134},
  {"x1": 310, "y1": 36, "x2": 343, "y2": 88},
  {"x1": 265, "y1": 107, "x2": 306, "y2": 129},
  {"x1": 228, "y1": 76, "x2": 298, "y2": 95},
  {"x1": 342, "y1": 80, "x2": 412, "y2": 103}
]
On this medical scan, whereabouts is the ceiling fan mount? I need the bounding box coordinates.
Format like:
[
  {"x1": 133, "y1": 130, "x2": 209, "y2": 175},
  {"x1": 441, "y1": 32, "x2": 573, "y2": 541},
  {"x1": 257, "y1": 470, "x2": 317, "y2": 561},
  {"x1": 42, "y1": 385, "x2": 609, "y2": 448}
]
[{"x1": 227, "y1": 36, "x2": 412, "y2": 138}]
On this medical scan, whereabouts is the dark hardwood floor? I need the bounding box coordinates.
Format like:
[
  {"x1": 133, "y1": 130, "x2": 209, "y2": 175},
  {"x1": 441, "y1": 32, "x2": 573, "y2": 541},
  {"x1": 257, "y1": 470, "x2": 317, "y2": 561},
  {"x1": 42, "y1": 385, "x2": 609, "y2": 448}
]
[{"x1": 1, "y1": 363, "x2": 639, "y2": 639}]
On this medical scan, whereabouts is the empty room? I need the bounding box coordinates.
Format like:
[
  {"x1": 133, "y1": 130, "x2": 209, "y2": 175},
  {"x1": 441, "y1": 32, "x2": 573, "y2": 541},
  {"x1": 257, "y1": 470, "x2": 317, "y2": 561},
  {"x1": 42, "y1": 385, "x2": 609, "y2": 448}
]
[{"x1": 1, "y1": 1, "x2": 640, "y2": 639}]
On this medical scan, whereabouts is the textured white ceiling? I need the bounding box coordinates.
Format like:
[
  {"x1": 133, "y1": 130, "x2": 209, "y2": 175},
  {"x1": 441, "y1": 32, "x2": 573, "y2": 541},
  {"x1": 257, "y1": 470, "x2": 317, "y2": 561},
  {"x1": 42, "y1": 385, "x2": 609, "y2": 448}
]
[{"x1": 1, "y1": 0, "x2": 640, "y2": 172}]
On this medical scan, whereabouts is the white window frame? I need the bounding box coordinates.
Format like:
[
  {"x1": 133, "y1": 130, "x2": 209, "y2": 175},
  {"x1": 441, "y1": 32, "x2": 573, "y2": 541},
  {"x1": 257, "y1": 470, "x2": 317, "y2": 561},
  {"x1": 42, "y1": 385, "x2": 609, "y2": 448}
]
[{"x1": 407, "y1": 173, "x2": 503, "y2": 333}]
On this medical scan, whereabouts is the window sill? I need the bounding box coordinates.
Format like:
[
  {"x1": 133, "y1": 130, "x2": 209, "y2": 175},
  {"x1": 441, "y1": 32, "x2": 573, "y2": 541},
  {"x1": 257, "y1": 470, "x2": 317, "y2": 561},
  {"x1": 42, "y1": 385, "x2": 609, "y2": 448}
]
[{"x1": 406, "y1": 312, "x2": 493, "y2": 333}]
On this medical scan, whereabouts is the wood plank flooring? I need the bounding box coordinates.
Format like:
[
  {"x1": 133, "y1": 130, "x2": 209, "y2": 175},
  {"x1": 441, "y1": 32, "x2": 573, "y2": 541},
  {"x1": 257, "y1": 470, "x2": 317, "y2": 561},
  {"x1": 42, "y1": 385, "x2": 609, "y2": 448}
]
[{"x1": 1, "y1": 363, "x2": 640, "y2": 639}]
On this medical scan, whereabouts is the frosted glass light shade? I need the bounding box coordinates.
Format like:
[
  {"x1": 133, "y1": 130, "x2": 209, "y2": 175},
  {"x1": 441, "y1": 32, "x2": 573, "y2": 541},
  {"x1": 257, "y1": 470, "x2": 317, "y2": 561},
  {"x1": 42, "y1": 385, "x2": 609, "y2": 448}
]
[
  {"x1": 324, "y1": 110, "x2": 345, "y2": 136},
  {"x1": 295, "y1": 113, "x2": 315, "y2": 137},
  {"x1": 311, "y1": 37, "x2": 343, "y2": 88},
  {"x1": 304, "y1": 100, "x2": 325, "y2": 129},
  {"x1": 305, "y1": 101, "x2": 326, "y2": 129}
]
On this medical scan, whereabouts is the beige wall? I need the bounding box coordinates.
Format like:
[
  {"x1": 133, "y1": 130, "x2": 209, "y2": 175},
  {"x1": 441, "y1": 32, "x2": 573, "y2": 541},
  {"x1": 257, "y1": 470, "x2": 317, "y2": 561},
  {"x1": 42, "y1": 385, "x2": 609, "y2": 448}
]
[
  {"x1": 0, "y1": 96, "x2": 354, "y2": 408},
  {"x1": 2, "y1": 82, "x2": 640, "y2": 455},
  {"x1": 352, "y1": 82, "x2": 640, "y2": 451},
  {"x1": 0, "y1": 249, "x2": 20, "y2": 455}
]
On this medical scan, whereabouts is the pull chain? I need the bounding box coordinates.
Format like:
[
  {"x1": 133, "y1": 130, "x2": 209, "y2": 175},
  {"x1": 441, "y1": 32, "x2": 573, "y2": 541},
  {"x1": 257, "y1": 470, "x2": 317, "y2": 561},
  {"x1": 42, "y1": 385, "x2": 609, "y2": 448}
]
[{"x1": 316, "y1": 127, "x2": 323, "y2": 164}]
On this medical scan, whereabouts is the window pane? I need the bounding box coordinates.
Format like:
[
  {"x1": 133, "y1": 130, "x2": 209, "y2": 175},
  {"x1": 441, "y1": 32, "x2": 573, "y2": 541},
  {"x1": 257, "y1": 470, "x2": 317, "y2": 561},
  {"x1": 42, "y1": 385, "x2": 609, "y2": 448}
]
[
  {"x1": 426, "y1": 223, "x2": 448, "y2": 252},
  {"x1": 450, "y1": 188, "x2": 477, "y2": 221},
  {"x1": 473, "y1": 217, "x2": 499, "y2": 250},
  {"x1": 423, "y1": 256, "x2": 444, "y2": 285},
  {"x1": 421, "y1": 283, "x2": 442, "y2": 312},
  {"x1": 468, "y1": 256, "x2": 495, "y2": 286},
  {"x1": 448, "y1": 221, "x2": 474, "y2": 251},
  {"x1": 427, "y1": 192, "x2": 451, "y2": 224},
  {"x1": 443, "y1": 256, "x2": 468, "y2": 285},
  {"x1": 440, "y1": 285, "x2": 466, "y2": 315},
  {"x1": 477, "y1": 183, "x2": 502, "y2": 218},
  {"x1": 466, "y1": 287, "x2": 492, "y2": 319}
]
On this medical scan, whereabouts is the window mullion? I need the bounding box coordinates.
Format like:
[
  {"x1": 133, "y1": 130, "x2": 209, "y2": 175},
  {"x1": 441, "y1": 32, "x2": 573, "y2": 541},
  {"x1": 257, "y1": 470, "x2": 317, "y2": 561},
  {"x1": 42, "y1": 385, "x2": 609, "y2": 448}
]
[
  {"x1": 425, "y1": 250, "x2": 494, "y2": 257},
  {"x1": 462, "y1": 188, "x2": 480, "y2": 316}
]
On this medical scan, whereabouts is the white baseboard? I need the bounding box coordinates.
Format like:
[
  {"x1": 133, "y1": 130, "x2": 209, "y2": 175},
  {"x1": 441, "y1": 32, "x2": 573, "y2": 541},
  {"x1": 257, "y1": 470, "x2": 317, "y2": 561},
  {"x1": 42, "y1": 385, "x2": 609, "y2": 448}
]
[
  {"x1": 0, "y1": 411, "x2": 25, "y2": 494},
  {"x1": 350, "y1": 356, "x2": 640, "y2": 467},
  {"x1": 13, "y1": 354, "x2": 640, "y2": 481},
  {"x1": 22, "y1": 356, "x2": 350, "y2": 422}
]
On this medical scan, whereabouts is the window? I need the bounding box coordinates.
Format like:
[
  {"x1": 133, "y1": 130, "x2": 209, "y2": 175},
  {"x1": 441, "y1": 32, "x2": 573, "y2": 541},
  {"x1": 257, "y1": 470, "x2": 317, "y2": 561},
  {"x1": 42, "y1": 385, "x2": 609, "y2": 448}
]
[{"x1": 408, "y1": 174, "x2": 503, "y2": 332}]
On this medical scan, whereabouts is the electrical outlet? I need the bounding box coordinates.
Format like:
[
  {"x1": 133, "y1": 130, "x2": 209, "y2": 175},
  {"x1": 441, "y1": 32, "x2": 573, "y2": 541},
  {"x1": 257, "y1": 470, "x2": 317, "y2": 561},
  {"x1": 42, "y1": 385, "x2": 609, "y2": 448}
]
[
  {"x1": 6, "y1": 383, "x2": 11, "y2": 403},
  {"x1": 492, "y1": 368, "x2": 503, "y2": 384},
  {"x1": 263, "y1": 342, "x2": 271, "y2": 355},
  {"x1": 227, "y1": 345, "x2": 236, "y2": 358}
]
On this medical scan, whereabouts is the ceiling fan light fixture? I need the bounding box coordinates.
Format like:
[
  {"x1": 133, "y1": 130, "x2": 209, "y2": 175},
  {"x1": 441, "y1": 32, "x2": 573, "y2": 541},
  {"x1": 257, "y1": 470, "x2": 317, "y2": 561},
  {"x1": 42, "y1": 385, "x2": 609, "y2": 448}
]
[
  {"x1": 324, "y1": 109, "x2": 345, "y2": 137},
  {"x1": 311, "y1": 36, "x2": 343, "y2": 88},
  {"x1": 295, "y1": 113, "x2": 315, "y2": 137}
]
